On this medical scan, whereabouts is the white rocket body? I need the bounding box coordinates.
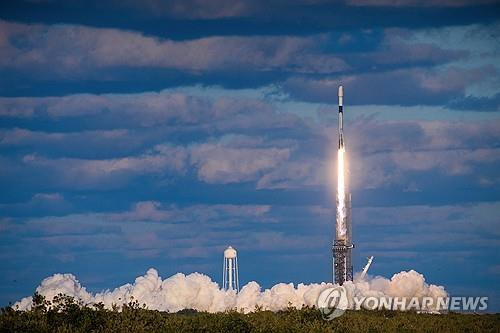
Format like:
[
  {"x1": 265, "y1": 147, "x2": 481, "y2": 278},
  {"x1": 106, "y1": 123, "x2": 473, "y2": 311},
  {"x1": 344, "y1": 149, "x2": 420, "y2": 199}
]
[{"x1": 338, "y1": 85, "x2": 344, "y2": 149}]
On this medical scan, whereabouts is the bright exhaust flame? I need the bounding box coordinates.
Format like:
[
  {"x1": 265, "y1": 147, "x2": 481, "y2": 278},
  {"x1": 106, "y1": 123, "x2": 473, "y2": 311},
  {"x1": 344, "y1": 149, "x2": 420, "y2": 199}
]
[{"x1": 337, "y1": 147, "x2": 346, "y2": 238}]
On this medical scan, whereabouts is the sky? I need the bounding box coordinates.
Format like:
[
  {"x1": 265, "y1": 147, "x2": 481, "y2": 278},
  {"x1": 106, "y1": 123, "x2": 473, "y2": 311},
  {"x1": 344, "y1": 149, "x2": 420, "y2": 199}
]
[{"x1": 1, "y1": 0, "x2": 500, "y2": 310}]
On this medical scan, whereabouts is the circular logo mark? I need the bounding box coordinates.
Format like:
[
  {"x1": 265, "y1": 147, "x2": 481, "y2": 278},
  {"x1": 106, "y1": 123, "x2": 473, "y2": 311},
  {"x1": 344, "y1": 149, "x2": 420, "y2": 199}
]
[{"x1": 317, "y1": 286, "x2": 348, "y2": 320}]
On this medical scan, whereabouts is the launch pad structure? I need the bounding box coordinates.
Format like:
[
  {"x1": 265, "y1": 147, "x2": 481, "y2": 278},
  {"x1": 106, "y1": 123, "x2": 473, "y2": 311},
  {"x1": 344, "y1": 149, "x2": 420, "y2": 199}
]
[
  {"x1": 333, "y1": 86, "x2": 354, "y2": 286},
  {"x1": 333, "y1": 194, "x2": 353, "y2": 285}
]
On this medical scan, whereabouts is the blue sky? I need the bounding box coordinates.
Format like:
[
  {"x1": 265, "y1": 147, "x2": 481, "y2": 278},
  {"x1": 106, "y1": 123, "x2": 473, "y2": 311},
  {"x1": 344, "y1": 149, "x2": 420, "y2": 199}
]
[{"x1": 1, "y1": 0, "x2": 499, "y2": 310}]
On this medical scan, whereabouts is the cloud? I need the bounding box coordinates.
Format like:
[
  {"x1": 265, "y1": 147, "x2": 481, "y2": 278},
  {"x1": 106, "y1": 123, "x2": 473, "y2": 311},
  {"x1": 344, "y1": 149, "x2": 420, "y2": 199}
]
[
  {"x1": 390, "y1": 148, "x2": 499, "y2": 174},
  {"x1": 344, "y1": 118, "x2": 500, "y2": 153},
  {"x1": 0, "y1": 201, "x2": 276, "y2": 262},
  {"x1": 2, "y1": 88, "x2": 499, "y2": 194},
  {"x1": 0, "y1": 90, "x2": 315, "y2": 189},
  {"x1": 347, "y1": 120, "x2": 500, "y2": 189},
  {"x1": 256, "y1": 159, "x2": 325, "y2": 189},
  {"x1": 257, "y1": 116, "x2": 500, "y2": 190},
  {"x1": 191, "y1": 143, "x2": 291, "y2": 184},
  {"x1": 0, "y1": 91, "x2": 309, "y2": 138},
  {"x1": 0, "y1": 128, "x2": 145, "y2": 159},
  {"x1": 344, "y1": 27, "x2": 468, "y2": 70},
  {"x1": 0, "y1": 20, "x2": 347, "y2": 77},
  {"x1": 2, "y1": 198, "x2": 498, "y2": 310},
  {"x1": 5, "y1": 139, "x2": 296, "y2": 189},
  {"x1": 447, "y1": 93, "x2": 500, "y2": 112},
  {"x1": 16, "y1": 144, "x2": 188, "y2": 189},
  {"x1": 1, "y1": 20, "x2": 488, "y2": 96},
  {"x1": 282, "y1": 66, "x2": 496, "y2": 105},
  {"x1": 109, "y1": 201, "x2": 271, "y2": 224},
  {"x1": 114, "y1": 201, "x2": 171, "y2": 222},
  {"x1": 3, "y1": 0, "x2": 497, "y2": 38},
  {"x1": 0, "y1": 192, "x2": 71, "y2": 217},
  {"x1": 0, "y1": 91, "x2": 211, "y2": 120},
  {"x1": 355, "y1": 202, "x2": 500, "y2": 260}
]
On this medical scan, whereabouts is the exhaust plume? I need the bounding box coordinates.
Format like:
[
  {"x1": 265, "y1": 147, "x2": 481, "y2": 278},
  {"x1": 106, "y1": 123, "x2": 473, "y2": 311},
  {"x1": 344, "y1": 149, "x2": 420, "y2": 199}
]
[
  {"x1": 337, "y1": 146, "x2": 347, "y2": 238},
  {"x1": 14, "y1": 268, "x2": 447, "y2": 313}
]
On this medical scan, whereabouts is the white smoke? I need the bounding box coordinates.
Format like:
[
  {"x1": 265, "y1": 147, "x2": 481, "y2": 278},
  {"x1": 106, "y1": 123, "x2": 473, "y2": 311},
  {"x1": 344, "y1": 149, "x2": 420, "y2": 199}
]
[{"x1": 14, "y1": 268, "x2": 447, "y2": 313}]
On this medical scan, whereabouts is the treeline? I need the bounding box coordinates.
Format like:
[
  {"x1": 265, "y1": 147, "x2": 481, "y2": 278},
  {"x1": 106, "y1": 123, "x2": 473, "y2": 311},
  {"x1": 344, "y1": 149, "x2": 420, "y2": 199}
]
[{"x1": 1, "y1": 293, "x2": 499, "y2": 332}]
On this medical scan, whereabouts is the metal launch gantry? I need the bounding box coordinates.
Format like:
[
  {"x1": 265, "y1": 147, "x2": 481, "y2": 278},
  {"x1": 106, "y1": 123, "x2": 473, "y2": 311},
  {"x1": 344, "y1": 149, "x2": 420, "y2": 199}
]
[
  {"x1": 333, "y1": 240, "x2": 354, "y2": 285},
  {"x1": 333, "y1": 194, "x2": 354, "y2": 285}
]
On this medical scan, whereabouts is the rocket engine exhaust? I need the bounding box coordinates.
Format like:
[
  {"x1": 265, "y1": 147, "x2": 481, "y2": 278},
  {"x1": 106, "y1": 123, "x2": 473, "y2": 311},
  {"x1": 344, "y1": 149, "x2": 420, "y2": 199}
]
[{"x1": 333, "y1": 85, "x2": 354, "y2": 285}]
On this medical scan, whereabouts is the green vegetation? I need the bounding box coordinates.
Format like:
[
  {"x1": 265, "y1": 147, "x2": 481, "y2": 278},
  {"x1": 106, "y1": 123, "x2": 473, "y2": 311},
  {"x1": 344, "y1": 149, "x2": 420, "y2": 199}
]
[{"x1": 1, "y1": 293, "x2": 498, "y2": 332}]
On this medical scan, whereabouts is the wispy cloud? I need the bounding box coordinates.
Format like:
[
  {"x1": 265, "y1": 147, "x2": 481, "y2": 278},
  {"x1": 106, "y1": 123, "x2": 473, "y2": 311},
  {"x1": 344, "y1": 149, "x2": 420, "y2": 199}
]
[
  {"x1": 282, "y1": 66, "x2": 496, "y2": 105},
  {"x1": 0, "y1": 20, "x2": 347, "y2": 75}
]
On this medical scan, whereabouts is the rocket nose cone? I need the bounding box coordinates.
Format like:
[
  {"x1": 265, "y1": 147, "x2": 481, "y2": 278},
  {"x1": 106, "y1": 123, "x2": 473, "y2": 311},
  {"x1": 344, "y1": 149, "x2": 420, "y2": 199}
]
[{"x1": 338, "y1": 85, "x2": 343, "y2": 97}]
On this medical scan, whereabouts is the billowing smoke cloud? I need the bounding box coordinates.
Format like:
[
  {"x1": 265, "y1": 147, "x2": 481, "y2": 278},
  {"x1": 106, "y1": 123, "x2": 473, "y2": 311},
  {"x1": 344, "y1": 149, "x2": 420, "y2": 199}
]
[{"x1": 14, "y1": 268, "x2": 447, "y2": 313}]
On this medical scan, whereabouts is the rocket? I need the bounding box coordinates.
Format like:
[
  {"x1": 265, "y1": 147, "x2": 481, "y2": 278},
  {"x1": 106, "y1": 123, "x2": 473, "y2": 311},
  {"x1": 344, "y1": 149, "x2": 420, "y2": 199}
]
[
  {"x1": 338, "y1": 85, "x2": 344, "y2": 149},
  {"x1": 333, "y1": 84, "x2": 353, "y2": 285}
]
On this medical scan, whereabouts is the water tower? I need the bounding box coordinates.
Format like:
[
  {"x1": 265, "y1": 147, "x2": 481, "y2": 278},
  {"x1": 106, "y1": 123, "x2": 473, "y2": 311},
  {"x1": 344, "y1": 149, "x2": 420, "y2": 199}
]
[{"x1": 222, "y1": 246, "x2": 239, "y2": 292}]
